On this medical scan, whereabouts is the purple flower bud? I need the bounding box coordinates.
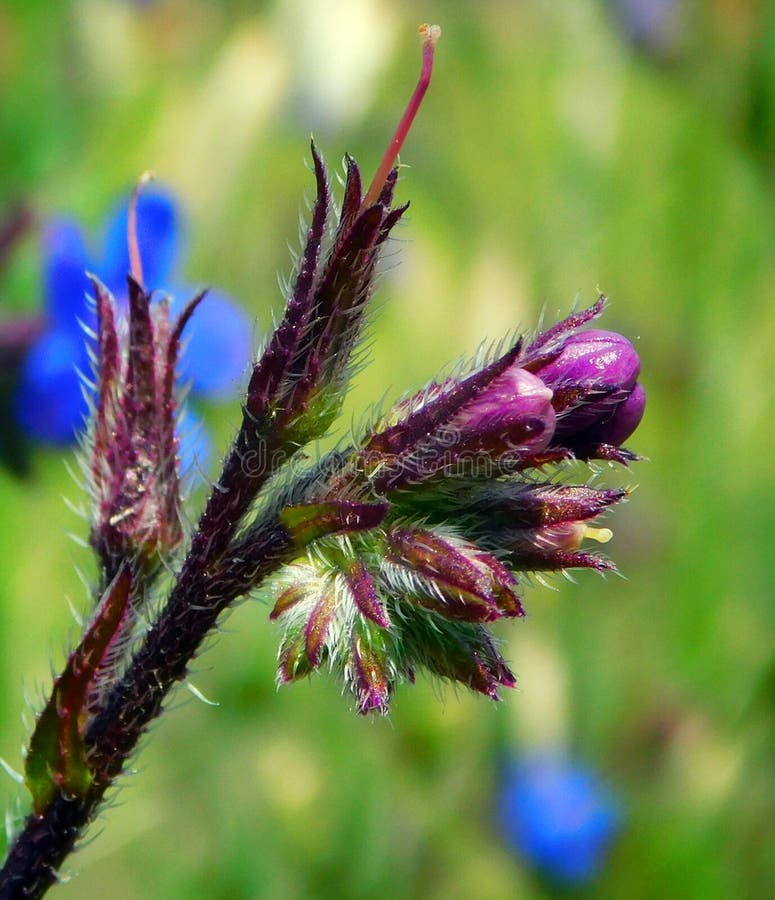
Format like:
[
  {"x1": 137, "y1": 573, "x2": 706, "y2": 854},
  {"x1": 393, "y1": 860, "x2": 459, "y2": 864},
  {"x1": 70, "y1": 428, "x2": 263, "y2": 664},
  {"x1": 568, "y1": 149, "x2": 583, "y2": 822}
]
[
  {"x1": 304, "y1": 583, "x2": 337, "y2": 667},
  {"x1": 537, "y1": 329, "x2": 638, "y2": 415},
  {"x1": 471, "y1": 482, "x2": 627, "y2": 528},
  {"x1": 344, "y1": 559, "x2": 391, "y2": 628},
  {"x1": 507, "y1": 519, "x2": 617, "y2": 574},
  {"x1": 584, "y1": 381, "x2": 646, "y2": 447},
  {"x1": 364, "y1": 357, "x2": 556, "y2": 491},
  {"x1": 464, "y1": 648, "x2": 517, "y2": 700},
  {"x1": 419, "y1": 626, "x2": 516, "y2": 701},
  {"x1": 351, "y1": 619, "x2": 392, "y2": 716},
  {"x1": 244, "y1": 145, "x2": 407, "y2": 449},
  {"x1": 512, "y1": 521, "x2": 611, "y2": 554},
  {"x1": 453, "y1": 366, "x2": 556, "y2": 453},
  {"x1": 277, "y1": 626, "x2": 315, "y2": 684},
  {"x1": 526, "y1": 328, "x2": 643, "y2": 449},
  {"x1": 536, "y1": 329, "x2": 639, "y2": 386}
]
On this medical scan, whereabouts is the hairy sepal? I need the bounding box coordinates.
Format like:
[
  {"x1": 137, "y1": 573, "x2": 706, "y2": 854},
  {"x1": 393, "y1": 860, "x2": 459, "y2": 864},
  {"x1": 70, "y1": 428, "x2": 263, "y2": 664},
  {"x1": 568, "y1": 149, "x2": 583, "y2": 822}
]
[{"x1": 25, "y1": 568, "x2": 133, "y2": 813}]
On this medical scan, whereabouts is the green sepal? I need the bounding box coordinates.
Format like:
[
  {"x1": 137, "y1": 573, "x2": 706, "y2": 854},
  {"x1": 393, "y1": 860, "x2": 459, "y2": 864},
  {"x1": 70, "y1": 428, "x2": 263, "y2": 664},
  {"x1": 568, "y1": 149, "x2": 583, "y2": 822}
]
[
  {"x1": 279, "y1": 499, "x2": 388, "y2": 549},
  {"x1": 277, "y1": 622, "x2": 315, "y2": 683},
  {"x1": 281, "y1": 388, "x2": 342, "y2": 447},
  {"x1": 25, "y1": 568, "x2": 133, "y2": 813}
]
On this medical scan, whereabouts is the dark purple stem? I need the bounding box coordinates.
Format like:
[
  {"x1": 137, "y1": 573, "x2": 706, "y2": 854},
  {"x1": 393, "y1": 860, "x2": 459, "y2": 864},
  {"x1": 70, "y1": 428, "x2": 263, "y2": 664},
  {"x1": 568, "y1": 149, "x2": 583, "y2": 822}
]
[
  {"x1": 0, "y1": 510, "x2": 292, "y2": 898},
  {"x1": 0, "y1": 792, "x2": 95, "y2": 899},
  {"x1": 0, "y1": 444, "x2": 353, "y2": 897}
]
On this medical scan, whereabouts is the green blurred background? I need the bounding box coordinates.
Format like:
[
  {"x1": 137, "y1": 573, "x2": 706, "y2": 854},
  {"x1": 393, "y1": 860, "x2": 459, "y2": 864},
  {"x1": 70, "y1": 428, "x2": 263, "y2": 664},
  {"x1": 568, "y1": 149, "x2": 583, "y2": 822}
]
[{"x1": 1, "y1": 0, "x2": 774, "y2": 896}]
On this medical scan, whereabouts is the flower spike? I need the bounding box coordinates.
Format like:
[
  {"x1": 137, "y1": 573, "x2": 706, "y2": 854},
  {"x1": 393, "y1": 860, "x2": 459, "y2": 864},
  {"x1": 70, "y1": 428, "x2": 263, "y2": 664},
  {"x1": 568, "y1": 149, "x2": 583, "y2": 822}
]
[{"x1": 0, "y1": 26, "x2": 648, "y2": 894}]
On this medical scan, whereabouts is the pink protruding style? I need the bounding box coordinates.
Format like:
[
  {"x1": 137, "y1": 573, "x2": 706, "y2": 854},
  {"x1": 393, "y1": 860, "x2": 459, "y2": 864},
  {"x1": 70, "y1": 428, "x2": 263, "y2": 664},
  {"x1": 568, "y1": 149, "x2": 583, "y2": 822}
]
[
  {"x1": 360, "y1": 23, "x2": 441, "y2": 212},
  {"x1": 127, "y1": 172, "x2": 154, "y2": 287}
]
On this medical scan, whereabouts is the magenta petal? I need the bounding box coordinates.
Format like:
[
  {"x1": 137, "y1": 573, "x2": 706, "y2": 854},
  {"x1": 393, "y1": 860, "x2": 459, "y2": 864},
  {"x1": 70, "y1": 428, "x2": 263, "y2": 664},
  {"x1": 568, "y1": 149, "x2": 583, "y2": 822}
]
[{"x1": 585, "y1": 382, "x2": 646, "y2": 446}]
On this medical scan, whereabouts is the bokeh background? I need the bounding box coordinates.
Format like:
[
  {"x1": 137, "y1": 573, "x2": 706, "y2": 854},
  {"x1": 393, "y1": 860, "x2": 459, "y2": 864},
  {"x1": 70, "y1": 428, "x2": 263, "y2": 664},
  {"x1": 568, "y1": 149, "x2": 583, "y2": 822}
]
[{"x1": 1, "y1": 1, "x2": 774, "y2": 897}]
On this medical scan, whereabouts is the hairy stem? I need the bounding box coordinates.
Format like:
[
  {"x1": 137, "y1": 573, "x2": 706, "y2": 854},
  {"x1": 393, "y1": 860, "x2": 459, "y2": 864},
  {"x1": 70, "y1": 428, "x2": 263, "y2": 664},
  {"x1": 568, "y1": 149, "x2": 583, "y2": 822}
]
[
  {"x1": 0, "y1": 792, "x2": 99, "y2": 899},
  {"x1": 0, "y1": 508, "x2": 292, "y2": 898}
]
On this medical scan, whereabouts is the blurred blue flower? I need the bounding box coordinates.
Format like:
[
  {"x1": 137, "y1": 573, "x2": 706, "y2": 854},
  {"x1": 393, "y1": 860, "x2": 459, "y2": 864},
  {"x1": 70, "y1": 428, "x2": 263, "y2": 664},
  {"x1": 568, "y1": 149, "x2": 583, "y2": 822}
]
[
  {"x1": 177, "y1": 407, "x2": 214, "y2": 485},
  {"x1": 497, "y1": 752, "x2": 622, "y2": 885},
  {"x1": 14, "y1": 187, "x2": 252, "y2": 448},
  {"x1": 609, "y1": 0, "x2": 681, "y2": 56}
]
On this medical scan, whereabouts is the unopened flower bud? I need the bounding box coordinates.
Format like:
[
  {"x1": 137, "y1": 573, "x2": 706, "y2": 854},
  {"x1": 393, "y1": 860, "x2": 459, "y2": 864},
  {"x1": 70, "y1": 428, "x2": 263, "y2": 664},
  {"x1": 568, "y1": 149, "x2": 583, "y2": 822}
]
[
  {"x1": 89, "y1": 277, "x2": 200, "y2": 574},
  {"x1": 364, "y1": 357, "x2": 557, "y2": 491},
  {"x1": 528, "y1": 329, "x2": 642, "y2": 445},
  {"x1": 416, "y1": 624, "x2": 516, "y2": 701},
  {"x1": 518, "y1": 522, "x2": 612, "y2": 553},
  {"x1": 453, "y1": 366, "x2": 556, "y2": 455},
  {"x1": 350, "y1": 618, "x2": 392, "y2": 715},
  {"x1": 583, "y1": 380, "x2": 646, "y2": 447}
]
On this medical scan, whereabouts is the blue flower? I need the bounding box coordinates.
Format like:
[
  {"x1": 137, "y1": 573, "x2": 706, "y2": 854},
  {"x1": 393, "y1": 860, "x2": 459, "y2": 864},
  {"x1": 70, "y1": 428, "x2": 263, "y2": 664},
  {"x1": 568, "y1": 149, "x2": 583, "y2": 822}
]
[
  {"x1": 497, "y1": 752, "x2": 622, "y2": 885},
  {"x1": 14, "y1": 187, "x2": 252, "y2": 450},
  {"x1": 177, "y1": 407, "x2": 214, "y2": 485},
  {"x1": 609, "y1": 0, "x2": 681, "y2": 55}
]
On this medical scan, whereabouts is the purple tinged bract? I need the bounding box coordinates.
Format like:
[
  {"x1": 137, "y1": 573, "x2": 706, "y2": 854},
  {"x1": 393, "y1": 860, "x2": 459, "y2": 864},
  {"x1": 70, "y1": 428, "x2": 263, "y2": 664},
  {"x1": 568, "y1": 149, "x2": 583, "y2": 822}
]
[
  {"x1": 89, "y1": 277, "x2": 202, "y2": 573},
  {"x1": 363, "y1": 352, "x2": 557, "y2": 491}
]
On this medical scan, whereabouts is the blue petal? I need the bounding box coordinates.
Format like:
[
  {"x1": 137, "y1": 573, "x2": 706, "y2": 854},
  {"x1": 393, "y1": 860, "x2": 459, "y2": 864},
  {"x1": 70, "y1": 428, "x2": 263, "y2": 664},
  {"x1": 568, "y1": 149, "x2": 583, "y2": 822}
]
[
  {"x1": 617, "y1": 0, "x2": 677, "y2": 48},
  {"x1": 102, "y1": 187, "x2": 182, "y2": 296},
  {"x1": 44, "y1": 218, "x2": 96, "y2": 334},
  {"x1": 177, "y1": 407, "x2": 214, "y2": 484},
  {"x1": 497, "y1": 754, "x2": 622, "y2": 885},
  {"x1": 13, "y1": 330, "x2": 92, "y2": 445},
  {"x1": 171, "y1": 288, "x2": 252, "y2": 400}
]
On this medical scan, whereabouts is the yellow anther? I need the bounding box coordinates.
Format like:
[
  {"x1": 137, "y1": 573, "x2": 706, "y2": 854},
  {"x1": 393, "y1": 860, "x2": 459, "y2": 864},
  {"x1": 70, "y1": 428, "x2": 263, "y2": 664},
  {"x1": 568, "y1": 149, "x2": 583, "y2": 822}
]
[
  {"x1": 584, "y1": 526, "x2": 613, "y2": 545},
  {"x1": 418, "y1": 23, "x2": 442, "y2": 48}
]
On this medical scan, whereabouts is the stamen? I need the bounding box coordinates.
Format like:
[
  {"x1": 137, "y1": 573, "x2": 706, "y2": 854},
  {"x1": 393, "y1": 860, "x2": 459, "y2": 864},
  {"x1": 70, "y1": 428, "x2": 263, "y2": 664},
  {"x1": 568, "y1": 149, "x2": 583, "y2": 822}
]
[
  {"x1": 127, "y1": 171, "x2": 154, "y2": 287},
  {"x1": 584, "y1": 526, "x2": 613, "y2": 545},
  {"x1": 360, "y1": 23, "x2": 441, "y2": 212}
]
